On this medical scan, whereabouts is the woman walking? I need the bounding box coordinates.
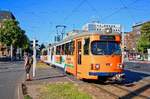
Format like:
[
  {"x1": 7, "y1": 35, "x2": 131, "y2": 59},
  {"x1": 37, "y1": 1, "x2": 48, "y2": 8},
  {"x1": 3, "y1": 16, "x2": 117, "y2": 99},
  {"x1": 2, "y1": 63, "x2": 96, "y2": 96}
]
[{"x1": 24, "y1": 52, "x2": 33, "y2": 81}]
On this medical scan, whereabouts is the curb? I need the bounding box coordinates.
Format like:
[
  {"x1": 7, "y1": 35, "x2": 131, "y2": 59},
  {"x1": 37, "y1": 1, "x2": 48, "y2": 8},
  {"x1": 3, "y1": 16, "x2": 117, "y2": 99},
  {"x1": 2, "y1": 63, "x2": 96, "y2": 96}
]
[{"x1": 21, "y1": 83, "x2": 32, "y2": 99}]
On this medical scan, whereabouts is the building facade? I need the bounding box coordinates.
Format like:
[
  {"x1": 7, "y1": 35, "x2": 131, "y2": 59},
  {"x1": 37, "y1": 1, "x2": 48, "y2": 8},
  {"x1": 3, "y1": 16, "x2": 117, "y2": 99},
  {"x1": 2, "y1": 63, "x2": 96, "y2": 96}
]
[
  {"x1": 124, "y1": 21, "x2": 149, "y2": 52},
  {"x1": 0, "y1": 10, "x2": 15, "y2": 57},
  {"x1": 82, "y1": 21, "x2": 121, "y2": 33}
]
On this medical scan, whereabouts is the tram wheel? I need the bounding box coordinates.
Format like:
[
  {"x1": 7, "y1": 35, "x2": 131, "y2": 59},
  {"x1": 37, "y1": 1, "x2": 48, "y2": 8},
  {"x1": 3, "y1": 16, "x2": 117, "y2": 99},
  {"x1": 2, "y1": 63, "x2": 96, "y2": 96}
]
[{"x1": 98, "y1": 76, "x2": 108, "y2": 83}]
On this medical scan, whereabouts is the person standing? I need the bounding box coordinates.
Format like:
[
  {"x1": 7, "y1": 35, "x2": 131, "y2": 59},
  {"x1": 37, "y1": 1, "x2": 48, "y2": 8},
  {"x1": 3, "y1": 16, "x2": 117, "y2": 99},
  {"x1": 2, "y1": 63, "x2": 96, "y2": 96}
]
[{"x1": 24, "y1": 52, "x2": 33, "y2": 81}]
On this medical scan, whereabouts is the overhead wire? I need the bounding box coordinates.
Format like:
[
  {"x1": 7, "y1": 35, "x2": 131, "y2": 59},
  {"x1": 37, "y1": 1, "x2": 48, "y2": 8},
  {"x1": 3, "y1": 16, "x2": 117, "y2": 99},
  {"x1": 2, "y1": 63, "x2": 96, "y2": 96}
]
[
  {"x1": 85, "y1": 0, "x2": 101, "y2": 17},
  {"x1": 101, "y1": 0, "x2": 140, "y2": 21},
  {"x1": 119, "y1": 0, "x2": 136, "y2": 22},
  {"x1": 84, "y1": 0, "x2": 102, "y2": 23},
  {"x1": 62, "y1": 0, "x2": 142, "y2": 31},
  {"x1": 63, "y1": 0, "x2": 86, "y2": 22}
]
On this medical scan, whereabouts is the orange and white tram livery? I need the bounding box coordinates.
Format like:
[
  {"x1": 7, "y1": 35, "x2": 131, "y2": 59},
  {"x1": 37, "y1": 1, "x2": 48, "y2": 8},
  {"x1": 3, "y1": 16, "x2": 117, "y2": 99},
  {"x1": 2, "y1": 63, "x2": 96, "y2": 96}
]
[{"x1": 41, "y1": 32, "x2": 125, "y2": 81}]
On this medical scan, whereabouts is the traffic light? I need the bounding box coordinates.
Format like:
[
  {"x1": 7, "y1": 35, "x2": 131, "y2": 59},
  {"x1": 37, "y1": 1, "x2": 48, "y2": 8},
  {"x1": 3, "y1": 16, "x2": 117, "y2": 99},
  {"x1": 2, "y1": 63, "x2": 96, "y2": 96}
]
[
  {"x1": 124, "y1": 47, "x2": 127, "y2": 51},
  {"x1": 30, "y1": 40, "x2": 33, "y2": 47},
  {"x1": 35, "y1": 40, "x2": 38, "y2": 47},
  {"x1": 30, "y1": 40, "x2": 38, "y2": 48}
]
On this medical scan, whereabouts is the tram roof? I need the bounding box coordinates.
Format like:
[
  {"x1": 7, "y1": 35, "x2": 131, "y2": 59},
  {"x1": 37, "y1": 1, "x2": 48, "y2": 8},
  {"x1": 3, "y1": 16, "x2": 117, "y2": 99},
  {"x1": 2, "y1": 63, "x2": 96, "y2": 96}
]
[{"x1": 51, "y1": 32, "x2": 121, "y2": 47}]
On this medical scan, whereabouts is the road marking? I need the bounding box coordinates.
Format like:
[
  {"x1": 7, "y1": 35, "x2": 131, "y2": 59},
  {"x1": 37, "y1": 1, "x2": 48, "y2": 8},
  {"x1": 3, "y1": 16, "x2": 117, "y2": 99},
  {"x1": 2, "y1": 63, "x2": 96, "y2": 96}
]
[{"x1": 18, "y1": 86, "x2": 20, "y2": 99}]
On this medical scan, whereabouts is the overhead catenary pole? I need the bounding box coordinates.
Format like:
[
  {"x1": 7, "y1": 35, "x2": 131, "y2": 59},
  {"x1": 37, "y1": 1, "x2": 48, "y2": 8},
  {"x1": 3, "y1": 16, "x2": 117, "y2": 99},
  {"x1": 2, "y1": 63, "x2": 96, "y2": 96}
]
[
  {"x1": 10, "y1": 44, "x2": 13, "y2": 61},
  {"x1": 32, "y1": 39, "x2": 37, "y2": 77},
  {"x1": 121, "y1": 26, "x2": 124, "y2": 63}
]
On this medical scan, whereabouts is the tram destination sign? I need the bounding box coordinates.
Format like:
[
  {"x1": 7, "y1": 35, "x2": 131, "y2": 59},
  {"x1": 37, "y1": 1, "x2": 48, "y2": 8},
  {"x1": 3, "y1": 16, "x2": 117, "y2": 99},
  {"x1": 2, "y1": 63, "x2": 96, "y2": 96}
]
[{"x1": 100, "y1": 35, "x2": 115, "y2": 41}]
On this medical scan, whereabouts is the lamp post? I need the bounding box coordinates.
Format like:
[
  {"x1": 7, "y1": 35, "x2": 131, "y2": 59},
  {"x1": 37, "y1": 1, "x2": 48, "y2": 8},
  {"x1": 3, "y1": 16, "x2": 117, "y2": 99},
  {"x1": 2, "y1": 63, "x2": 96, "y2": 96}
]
[
  {"x1": 121, "y1": 26, "x2": 124, "y2": 63},
  {"x1": 148, "y1": 49, "x2": 150, "y2": 61},
  {"x1": 32, "y1": 39, "x2": 38, "y2": 77}
]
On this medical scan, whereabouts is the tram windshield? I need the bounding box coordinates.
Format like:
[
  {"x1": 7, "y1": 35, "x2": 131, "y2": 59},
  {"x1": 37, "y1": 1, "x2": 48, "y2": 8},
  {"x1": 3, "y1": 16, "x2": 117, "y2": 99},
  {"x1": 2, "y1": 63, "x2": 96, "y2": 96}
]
[{"x1": 91, "y1": 41, "x2": 121, "y2": 55}]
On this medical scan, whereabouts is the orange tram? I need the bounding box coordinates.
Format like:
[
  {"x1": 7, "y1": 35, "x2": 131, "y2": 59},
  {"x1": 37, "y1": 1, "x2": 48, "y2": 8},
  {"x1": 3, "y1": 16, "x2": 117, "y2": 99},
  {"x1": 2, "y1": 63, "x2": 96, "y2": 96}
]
[{"x1": 41, "y1": 32, "x2": 125, "y2": 81}]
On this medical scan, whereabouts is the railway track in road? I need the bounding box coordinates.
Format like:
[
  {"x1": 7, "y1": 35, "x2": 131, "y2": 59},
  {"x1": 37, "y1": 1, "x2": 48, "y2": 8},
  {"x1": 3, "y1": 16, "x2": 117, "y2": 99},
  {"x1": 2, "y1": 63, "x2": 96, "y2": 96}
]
[
  {"x1": 54, "y1": 67, "x2": 150, "y2": 99},
  {"x1": 91, "y1": 83, "x2": 149, "y2": 99},
  {"x1": 65, "y1": 74, "x2": 149, "y2": 99}
]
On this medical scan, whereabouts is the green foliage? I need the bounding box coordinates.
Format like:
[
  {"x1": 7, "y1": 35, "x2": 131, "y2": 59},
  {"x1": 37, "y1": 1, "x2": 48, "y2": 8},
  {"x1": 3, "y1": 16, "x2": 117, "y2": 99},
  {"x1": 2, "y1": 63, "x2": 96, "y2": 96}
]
[
  {"x1": 0, "y1": 19, "x2": 29, "y2": 50},
  {"x1": 137, "y1": 22, "x2": 150, "y2": 53},
  {"x1": 39, "y1": 83, "x2": 92, "y2": 99},
  {"x1": 39, "y1": 43, "x2": 46, "y2": 51},
  {"x1": 24, "y1": 95, "x2": 32, "y2": 99}
]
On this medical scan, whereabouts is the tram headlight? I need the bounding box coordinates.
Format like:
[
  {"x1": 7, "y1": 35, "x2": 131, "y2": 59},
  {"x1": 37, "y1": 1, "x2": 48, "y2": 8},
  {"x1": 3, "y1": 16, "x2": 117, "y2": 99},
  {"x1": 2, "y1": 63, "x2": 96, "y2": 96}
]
[
  {"x1": 95, "y1": 64, "x2": 100, "y2": 70},
  {"x1": 118, "y1": 63, "x2": 124, "y2": 69}
]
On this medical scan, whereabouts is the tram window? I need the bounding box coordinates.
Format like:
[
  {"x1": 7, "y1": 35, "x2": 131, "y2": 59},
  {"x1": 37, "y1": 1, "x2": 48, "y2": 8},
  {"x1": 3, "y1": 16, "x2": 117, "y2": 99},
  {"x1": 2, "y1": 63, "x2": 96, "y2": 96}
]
[
  {"x1": 60, "y1": 45, "x2": 62, "y2": 55},
  {"x1": 61, "y1": 44, "x2": 65, "y2": 55},
  {"x1": 65, "y1": 43, "x2": 69, "y2": 55},
  {"x1": 56, "y1": 46, "x2": 58, "y2": 55},
  {"x1": 51, "y1": 48, "x2": 54, "y2": 55},
  {"x1": 68, "y1": 42, "x2": 71, "y2": 55},
  {"x1": 56, "y1": 46, "x2": 61, "y2": 55},
  {"x1": 84, "y1": 38, "x2": 90, "y2": 55},
  {"x1": 70, "y1": 41, "x2": 74, "y2": 55},
  {"x1": 78, "y1": 41, "x2": 81, "y2": 49},
  {"x1": 68, "y1": 41, "x2": 74, "y2": 55},
  {"x1": 91, "y1": 41, "x2": 121, "y2": 55}
]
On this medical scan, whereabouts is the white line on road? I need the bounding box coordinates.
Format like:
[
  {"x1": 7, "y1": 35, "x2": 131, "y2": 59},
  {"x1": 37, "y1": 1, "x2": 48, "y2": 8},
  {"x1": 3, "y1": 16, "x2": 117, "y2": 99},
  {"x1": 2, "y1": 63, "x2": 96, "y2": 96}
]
[
  {"x1": 18, "y1": 85, "x2": 20, "y2": 99},
  {"x1": 125, "y1": 69, "x2": 150, "y2": 75}
]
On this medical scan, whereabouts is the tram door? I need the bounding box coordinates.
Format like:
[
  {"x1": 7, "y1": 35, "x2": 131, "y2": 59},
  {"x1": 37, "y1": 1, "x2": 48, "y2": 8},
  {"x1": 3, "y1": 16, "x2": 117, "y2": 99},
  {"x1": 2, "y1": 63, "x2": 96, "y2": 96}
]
[
  {"x1": 77, "y1": 41, "x2": 82, "y2": 64},
  {"x1": 76, "y1": 39, "x2": 82, "y2": 77}
]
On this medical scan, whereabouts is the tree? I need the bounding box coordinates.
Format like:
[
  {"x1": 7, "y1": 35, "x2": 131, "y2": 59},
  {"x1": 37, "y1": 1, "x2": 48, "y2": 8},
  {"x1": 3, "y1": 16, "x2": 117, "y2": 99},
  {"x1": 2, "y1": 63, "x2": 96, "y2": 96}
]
[
  {"x1": 137, "y1": 22, "x2": 150, "y2": 53},
  {"x1": 39, "y1": 43, "x2": 46, "y2": 51},
  {"x1": 0, "y1": 20, "x2": 29, "y2": 48},
  {"x1": 0, "y1": 19, "x2": 30, "y2": 55},
  {"x1": 39, "y1": 43, "x2": 46, "y2": 55}
]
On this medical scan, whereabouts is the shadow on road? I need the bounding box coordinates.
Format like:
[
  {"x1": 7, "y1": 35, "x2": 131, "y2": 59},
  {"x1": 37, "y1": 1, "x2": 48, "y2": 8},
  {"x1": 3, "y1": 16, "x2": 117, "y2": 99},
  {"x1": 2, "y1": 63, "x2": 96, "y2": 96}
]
[
  {"x1": 120, "y1": 84, "x2": 150, "y2": 99},
  {"x1": 123, "y1": 70, "x2": 150, "y2": 84}
]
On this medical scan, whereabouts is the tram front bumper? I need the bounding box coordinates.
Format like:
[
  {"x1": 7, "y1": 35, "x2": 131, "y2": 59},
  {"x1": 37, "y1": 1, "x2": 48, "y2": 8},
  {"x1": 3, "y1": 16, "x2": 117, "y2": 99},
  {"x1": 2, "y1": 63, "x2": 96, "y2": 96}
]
[
  {"x1": 89, "y1": 72, "x2": 125, "y2": 81},
  {"x1": 89, "y1": 72, "x2": 119, "y2": 76}
]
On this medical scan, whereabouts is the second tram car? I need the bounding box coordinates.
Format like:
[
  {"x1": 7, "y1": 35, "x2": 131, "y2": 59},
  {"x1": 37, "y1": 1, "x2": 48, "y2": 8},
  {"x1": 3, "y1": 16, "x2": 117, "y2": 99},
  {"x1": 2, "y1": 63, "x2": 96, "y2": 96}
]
[{"x1": 41, "y1": 32, "x2": 124, "y2": 81}]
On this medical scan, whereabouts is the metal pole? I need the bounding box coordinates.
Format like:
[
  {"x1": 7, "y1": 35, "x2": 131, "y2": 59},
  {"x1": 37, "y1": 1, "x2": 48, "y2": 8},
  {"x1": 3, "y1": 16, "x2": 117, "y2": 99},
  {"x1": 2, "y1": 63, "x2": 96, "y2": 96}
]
[
  {"x1": 148, "y1": 49, "x2": 150, "y2": 61},
  {"x1": 33, "y1": 39, "x2": 36, "y2": 77},
  {"x1": 121, "y1": 26, "x2": 124, "y2": 63},
  {"x1": 20, "y1": 48, "x2": 22, "y2": 59},
  {"x1": 10, "y1": 44, "x2": 13, "y2": 61}
]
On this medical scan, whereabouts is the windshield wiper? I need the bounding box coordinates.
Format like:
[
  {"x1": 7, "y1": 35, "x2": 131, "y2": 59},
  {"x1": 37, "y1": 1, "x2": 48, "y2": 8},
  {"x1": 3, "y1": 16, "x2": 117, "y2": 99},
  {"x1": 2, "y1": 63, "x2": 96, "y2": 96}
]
[{"x1": 111, "y1": 50, "x2": 121, "y2": 55}]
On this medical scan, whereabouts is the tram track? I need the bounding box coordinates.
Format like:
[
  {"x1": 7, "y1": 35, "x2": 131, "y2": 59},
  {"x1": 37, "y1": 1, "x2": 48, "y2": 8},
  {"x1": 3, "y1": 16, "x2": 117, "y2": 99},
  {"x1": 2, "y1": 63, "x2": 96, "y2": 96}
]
[
  {"x1": 91, "y1": 83, "x2": 149, "y2": 99},
  {"x1": 92, "y1": 83, "x2": 120, "y2": 99},
  {"x1": 53, "y1": 66, "x2": 150, "y2": 99},
  {"x1": 65, "y1": 74, "x2": 149, "y2": 99},
  {"x1": 112, "y1": 84, "x2": 149, "y2": 99}
]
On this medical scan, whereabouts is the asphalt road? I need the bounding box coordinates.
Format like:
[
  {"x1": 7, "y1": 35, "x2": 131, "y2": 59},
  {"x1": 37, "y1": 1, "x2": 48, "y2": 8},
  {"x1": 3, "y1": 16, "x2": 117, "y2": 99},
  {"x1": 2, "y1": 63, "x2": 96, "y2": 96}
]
[
  {"x1": 123, "y1": 61, "x2": 150, "y2": 84},
  {"x1": 124, "y1": 61, "x2": 150, "y2": 74},
  {"x1": 0, "y1": 61, "x2": 149, "y2": 99},
  {"x1": 0, "y1": 61, "x2": 25, "y2": 99}
]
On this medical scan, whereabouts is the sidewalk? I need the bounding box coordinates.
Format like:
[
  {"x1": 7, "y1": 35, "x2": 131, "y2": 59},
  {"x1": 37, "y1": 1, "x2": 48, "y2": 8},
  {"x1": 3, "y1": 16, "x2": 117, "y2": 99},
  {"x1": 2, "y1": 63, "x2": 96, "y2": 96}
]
[
  {"x1": 23, "y1": 62, "x2": 71, "y2": 99},
  {"x1": 124, "y1": 59, "x2": 150, "y2": 64},
  {"x1": 23, "y1": 62, "x2": 115, "y2": 99},
  {"x1": 130, "y1": 60, "x2": 150, "y2": 64}
]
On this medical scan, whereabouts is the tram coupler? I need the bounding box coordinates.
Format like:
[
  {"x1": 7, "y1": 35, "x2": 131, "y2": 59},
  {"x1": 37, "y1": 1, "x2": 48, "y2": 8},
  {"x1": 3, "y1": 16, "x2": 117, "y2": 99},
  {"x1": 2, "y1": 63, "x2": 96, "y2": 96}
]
[{"x1": 112, "y1": 73, "x2": 125, "y2": 82}]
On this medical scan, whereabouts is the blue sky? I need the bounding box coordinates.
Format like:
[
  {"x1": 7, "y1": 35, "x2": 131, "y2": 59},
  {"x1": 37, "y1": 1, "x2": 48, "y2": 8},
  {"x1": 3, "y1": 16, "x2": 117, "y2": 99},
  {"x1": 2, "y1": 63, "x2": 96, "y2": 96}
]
[{"x1": 0, "y1": 0, "x2": 150, "y2": 44}]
